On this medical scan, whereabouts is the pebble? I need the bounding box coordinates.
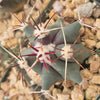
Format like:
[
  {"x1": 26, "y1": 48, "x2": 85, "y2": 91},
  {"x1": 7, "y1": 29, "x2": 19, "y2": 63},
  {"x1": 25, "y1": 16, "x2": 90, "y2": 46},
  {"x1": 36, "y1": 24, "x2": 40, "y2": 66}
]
[
  {"x1": 72, "y1": 0, "x2": 85, "y2": 6},
  {"x1": 80, "y1": 69, "x2": 93, "y2": 79},
  {"x1": 81, "y1": 78, "x2": 89, "y2": 90},
  {"x1": 5, "y1": 38, "x2": 19, "y2": 48},
  {"x1": 83, "y1": 18, "x2": 95, "y2": 27},
  {"x1": 93, "y1": 6, "x2": 100, "y2": 18},
  {"x1": 96, "y1": 30, "x2": 100, "y2": 40},
  {"x1": 96, "y1": 42, "x2": 100, "y2": 48},
  {"x1": 0, "y1": 0, "x2": 3, "y2": 3},
  {"x1": 52, "y1": 88, "x2": 58, "y2": 97},
  {"x1": 35, "y1": 0, "x2": 43, "y2": 10},
  {"x1": 64, "y1": 7, "x2": 74, "y2": 18},
  {"x1": 90, "y1": 61, "x2": 100, "y2": 73},
  {"x1": 57, "y1": 93, "x2": 70, "y2": 100},
  {"x1": 53, "y1": 1, "x2": 63, "y2": 13},
  {"x1": 0, "y1": 21, "x2": 7, "y2": 33},
  {"x1": 85, "y1": 28, "x2": 95, "y2": 39},
  {"x1": 0, "y1": 82, "x2": 9, "y2": 91},
  {"x1": 0, "y1": 90, "x2": 3, "y2": 100},
  {"x1": 75, "y1": 2, "x2": 94, "y2": 18},
  {"x1": 15, "y1": 31, "x2": 24, "y2": 38},
  {"x1": 64, "y1": 80, "x2": 75, "y2": 88},
  {"x1": 85, "y1": 39, "x2": 96, "y2": 49},
  {"x1": 12, "y1": 11, "x2": 23, "y2": 26},
  {"x1": 71, "y1": 85, "x2": 84, "y2": 100},
  {"x1": 94, "y1": 18, "x2": 100, "y2": 29},
  {"x1": 85, "y1": 85, "x2": 100, "y2": 99},
  {"x1": 91, "y1": 75, "x2": 100, "y2": 84}
]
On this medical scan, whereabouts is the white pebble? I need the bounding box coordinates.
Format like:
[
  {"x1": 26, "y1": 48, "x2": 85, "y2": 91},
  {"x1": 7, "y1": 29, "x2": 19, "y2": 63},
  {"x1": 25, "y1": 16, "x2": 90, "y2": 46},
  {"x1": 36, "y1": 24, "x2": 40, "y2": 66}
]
[{"x1": 54, "y1": 1, "x2": 63, "y2": 13}]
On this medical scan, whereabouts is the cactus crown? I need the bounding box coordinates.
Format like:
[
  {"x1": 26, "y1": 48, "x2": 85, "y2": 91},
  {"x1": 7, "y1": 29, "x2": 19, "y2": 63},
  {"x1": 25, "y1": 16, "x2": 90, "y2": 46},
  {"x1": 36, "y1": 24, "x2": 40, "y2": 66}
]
[{"x1": 21, "y1": 14, "x2": 91, "y2": 90}]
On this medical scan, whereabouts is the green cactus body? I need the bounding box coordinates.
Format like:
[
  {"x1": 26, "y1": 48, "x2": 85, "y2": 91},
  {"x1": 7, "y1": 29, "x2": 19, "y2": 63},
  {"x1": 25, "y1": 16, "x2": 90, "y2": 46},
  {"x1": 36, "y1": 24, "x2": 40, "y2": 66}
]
[{"x1": 21, "y1": 18, "x2": 91, "y2": 90}]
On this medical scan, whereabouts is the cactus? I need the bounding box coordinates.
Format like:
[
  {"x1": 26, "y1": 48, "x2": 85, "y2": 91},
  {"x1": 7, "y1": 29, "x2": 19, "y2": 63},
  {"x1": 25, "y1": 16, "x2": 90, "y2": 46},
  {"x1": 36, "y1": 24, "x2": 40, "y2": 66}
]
[{"x1": 21, "y1": 16, "x2": 91, "y2": 90}]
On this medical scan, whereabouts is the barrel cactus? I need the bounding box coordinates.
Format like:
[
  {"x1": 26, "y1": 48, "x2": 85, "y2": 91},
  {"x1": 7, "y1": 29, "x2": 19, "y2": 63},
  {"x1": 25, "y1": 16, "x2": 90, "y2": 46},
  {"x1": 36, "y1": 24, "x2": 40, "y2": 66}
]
[{"x1": 21, "y1": 15, "x2": 91, "y2": 90}]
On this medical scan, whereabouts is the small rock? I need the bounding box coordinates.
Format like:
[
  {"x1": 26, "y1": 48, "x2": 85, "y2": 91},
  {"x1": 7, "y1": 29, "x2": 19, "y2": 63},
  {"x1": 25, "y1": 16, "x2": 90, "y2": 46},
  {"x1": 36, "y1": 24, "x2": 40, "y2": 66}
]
[
  {"x1": 96, "y1": 30, "x2": 100, "y2": 40},
  {"x1": 99, "y1": 68, "x2": 100, "y2": 73},
  {"x1": 72, "y1": 0, "x2": 85, "y2": 6},
  {"x1": 93, "y1": 7, "x2": 100, "y2": 18},
  {"x1": 35, "y1": 0, "x2": 43, "y2": 10},
  {"x1": 52, "y1": 88, "x2": 58, "y2": 97},
  {"x1": 71, "y1": 85, "x2": 84, "y2": 100},
  {"x1": 62, "y1": 84, "x2": 71, "y2": 94},
  {"x1": 92, "y1": 97, "x2": 98, "y2": 100},
  {"x1": 96, "y1": 42, "x2": 100, "y2": 48},
  {"x1": 0, "y1": 90, "x2": 4, "y2": 100},
  {"x1": 85, "y1": 85, "x2": 100, "y2": 99},
  {"x1": 12, "y1": 11, "x2": 23, "y2": 26},
  {"x1": 85, "y1": 28, "x2": 95, "y2": 39},
  {"x1": 88, "y1": 56, "x2": 95, "y2": 64},
  {"x1": 52, "y1": 88, "x2": 62, "y2": 97},
  {"x1": 94, "y1": 18, "x2": 100, "y2": 28},
  {"x1": 85, "y1": 39, "x2": 96, "y2": 49},
  {"x1": 91, "y1": 75, "x2": 100, "y2": 84},
  {"x1": 5, "y1": 38, "x2": 19, "y2": 48},
  {"x1": 15, "y1": 31, "x2": 24, "y2": 38},
  {"x1": 75, "y1": 2, "x2": 94, "y2": 18},
  {"x1": 83, "y1": 18, "x2": 95, "y2": 27},
  {"x1": 90, "y1": 61, "x2": 100, "y2": 73},
  {"x1": 80, "y1": 69, "x2": 93, "y2": 79},
  {"x1": 0, "y1": 21, "x2": 7, "y2": 33},
  {"x1": 53, "y1": 1, "x2": 63, "y2": 13},
  {"x1": 64, "y1": 7, "x2": 74, "y2": 18},
  {"x1": 0, "y1": 0, "x2": 3, "y2": 3},
  {"x1": 57, "y1": 93, "x2": 70, "y2": 100},
  {"x1": 0, "y1": 82, "x2": 9, "y2": 91},
  {"x1": 80, "y1": 78, "x2": 89, "y2": 90},
  {"x1": 9, "y1": 88, "x2": 17, "y2": 98},
  {"x1": 64, "y1": 80, "x2": 75, "y2": 88}
]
